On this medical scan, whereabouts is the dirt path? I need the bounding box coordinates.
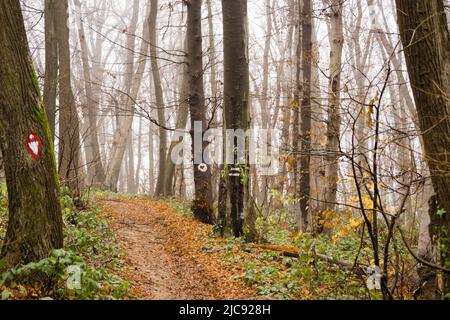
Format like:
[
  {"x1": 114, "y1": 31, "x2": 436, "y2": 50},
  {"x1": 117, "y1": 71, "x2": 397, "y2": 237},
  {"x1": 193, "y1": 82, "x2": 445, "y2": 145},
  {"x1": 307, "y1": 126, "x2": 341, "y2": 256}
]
[{"x1": 98, "y1": 197, "x2": 254, "y2": 300}]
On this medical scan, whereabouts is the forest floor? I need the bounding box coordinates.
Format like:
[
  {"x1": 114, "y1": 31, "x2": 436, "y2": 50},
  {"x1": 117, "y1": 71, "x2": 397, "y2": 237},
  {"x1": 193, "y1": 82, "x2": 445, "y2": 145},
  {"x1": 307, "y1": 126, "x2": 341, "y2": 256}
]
[{"x1": 98, "y1": 196, "x2": 257, "y2": 300}]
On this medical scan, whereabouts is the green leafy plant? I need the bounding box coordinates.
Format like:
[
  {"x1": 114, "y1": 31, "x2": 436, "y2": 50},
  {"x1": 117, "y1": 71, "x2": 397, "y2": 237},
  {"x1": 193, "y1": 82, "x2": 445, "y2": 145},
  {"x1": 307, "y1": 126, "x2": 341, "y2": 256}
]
[{"x1": 0, "y1": 192, "x2": 129, "y2": 300}]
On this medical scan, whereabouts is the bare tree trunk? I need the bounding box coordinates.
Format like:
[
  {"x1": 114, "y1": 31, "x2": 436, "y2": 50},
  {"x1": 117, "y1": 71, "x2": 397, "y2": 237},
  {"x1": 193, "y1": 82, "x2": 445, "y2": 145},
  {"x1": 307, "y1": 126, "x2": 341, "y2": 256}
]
[
  {"x1": 309, "y1": 17, "x2": 325, "y2": 219},
  {"x1": 104, "y1": 0, "x2": 147, "y2": 192},
  {"x1": 350, "y1": 2, "x2": 370, "y2": 175},
  {"x1": 293, "y1": 0, "x2": 302, "y2": 228},
  {"x1": 257, "y1": 0, "x2": 273, "y2": 206},
  {"x1": 55, "y1": 0, "x2": 83, "y2": 200},
  {"x1": 186, "y1": 0, "x2": 214, "y2": 224},
  {"x1": 135, "y1": 117, "x2": 143, "y2": 193},
  {"x1": 367, "y1": 0, "x2": 418, "y2": 132},
  {"x1": 320, "y1": 0, "x2": 344, "y2": 233},
  {"x1": 150, "y1": 0, "x2": 168, "y2": 197},
  {"x1": 149, "y1": 123, "x2": 155, "y2": 195},
  {"x1": 277, "y1": 0, "x2": 296, "y2": 198},
  {"x1": 206, "y1": 0, "x2": 218, "y2": 101},
  {"x1": 206, "y1": 0, "x2": 220, "y2": 205},
  {"x1": 396, "y1": 0, "x2": 450, "y2": 297},
  {"x1": 74, "y1": 0, "x2": 106, "y2": 186},
  {"x1": 127, "y1": 134, "x2": 136, "y2": 194},
  {"x1": 414, "y1": 188, "x2": 440, "y2": 300},
  {"x1": 298, "y1": 0, "x2": 313, "y2": 232},
  {"x1": 0, "y1": 0, "x2": 63, "y2": 268},
  {"x1": 43, "y1": 0, "x2": 58, "y2": 141},
  {"x1": 219, "y1": 0, "x2": 255, "y2": 239},
  {"x1": 162, "y1": 36, "x2": 189, "y2": 197},
  {"x1": 270, "y1": 0, "x2": 293, "y2": 210}
]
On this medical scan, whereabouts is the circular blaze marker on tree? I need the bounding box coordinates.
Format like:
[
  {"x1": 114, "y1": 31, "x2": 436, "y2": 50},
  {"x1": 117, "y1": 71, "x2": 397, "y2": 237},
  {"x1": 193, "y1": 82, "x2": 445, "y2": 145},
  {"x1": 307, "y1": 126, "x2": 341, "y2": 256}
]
[
  {"x1": 198, "y1": 163, "x2": 208, "y2": 173},
  {"x1": 24, "y1": 131, "x2": 43, "y2": 161}
]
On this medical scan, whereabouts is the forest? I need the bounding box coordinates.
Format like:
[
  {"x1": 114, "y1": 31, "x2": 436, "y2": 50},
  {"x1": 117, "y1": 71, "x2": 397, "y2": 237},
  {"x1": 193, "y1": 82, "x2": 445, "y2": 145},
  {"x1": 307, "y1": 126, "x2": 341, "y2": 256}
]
[{"x1": 0, "y1": 0, "x2": 449, "y2": 302}]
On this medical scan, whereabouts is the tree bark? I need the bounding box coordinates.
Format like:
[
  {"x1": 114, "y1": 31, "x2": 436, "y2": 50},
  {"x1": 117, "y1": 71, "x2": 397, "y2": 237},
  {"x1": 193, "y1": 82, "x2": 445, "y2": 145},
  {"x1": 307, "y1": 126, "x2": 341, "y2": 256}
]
[
  {"x1": 74, "y1": 0, "x2": 106, "y2": 186},
  {"x1": 150, "y1": 0, "x2": 168, "y2": 197},
  {"x1": 258, "y1": 0, "x2": 274, "y2": 206},
  {"x1": 187, "y1": 0, "x2": 214, "y2": 224},
  {"x1": 127, "y1": 134, "x2": 136, "y2": 194},
  {"x1": 206, "y1": 0, "x2": 218, "y2": 101},
  {"x1": 298, "y1": 0, "x2": 313, "y2": 232},
  {"x1": 321, "y1": 0, "x2": 344, "y2": 233},
  {"x1": 162, "y1": 44, "x2": 189, "y2": 197},
  {"x1": 414, "y1": 193, "x2": 440, "y2": 299},
  {"x1": 104, "y1": 0, "x2": 148, "y2": 192},
  {"x1": 395, "y1": 0, "x2": 450, "y2": 296},
  {"x1": 206, "y1": 0, "x2": 220, "y2": 205},
  {"x1": 149, "y1": 120, "x2": 155, "y2": 195},
  {"x1": 55, "y1": 0, "x2": 83, "y2": 199},
  {"x1": 0, "y1": 0, "x2": 63, "y2": 268},
  {"x1": 135, "y1": 117, "x2": 143, "y2": 193},
  {"x1": 43, "y1": 0, "x2": 58, "y2": 141},
  {"x1": 219, "y1": 0, "x2": 255, "y2": 238}
]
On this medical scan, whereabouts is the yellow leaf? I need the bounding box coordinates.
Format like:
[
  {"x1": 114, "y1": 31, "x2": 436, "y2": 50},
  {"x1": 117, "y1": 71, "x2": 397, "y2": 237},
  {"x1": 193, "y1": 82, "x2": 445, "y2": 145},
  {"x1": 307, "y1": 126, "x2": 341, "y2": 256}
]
[
  {"x1": 319, "y1": 135, "x2": 327, "y2": 147},
  {"x1": 343, "y1": 83, "x2": 349, "y2": 93}
]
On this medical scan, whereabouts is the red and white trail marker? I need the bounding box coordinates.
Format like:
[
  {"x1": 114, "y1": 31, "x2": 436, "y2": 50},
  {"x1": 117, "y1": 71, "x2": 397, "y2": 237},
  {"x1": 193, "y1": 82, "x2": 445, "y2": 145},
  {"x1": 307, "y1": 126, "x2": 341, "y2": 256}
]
[{"x1": 24, "y1": 131, "x2": 43, "y2": 161}]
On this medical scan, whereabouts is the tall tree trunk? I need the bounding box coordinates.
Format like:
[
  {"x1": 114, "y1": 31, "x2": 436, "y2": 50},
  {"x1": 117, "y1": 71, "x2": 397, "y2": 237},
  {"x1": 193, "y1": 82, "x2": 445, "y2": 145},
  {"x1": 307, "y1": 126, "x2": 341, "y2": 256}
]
[
  {"x1": 149, "y1": 122, "x2": 155, "y2": 195},
  {"x1": 258, "y1": 0, "x2": 273, "y2": 206},
  {"x1": 55, "y1": 0, "x2": 83, "y2": 199},
  {"x1": 219, "y1": 0, "x2": 255, "y2": 239},
  {"x1": 367, "y1": 0, "x2": 418, "y2": 129},
  {"x1": 320, "y1": 0, "x2": 344, "y2": 233},
  {"x1": 162, "y1": 36, "x2": 189, "y2": 197},
  {"x1": 298, "y1": 0, "x2": 313, "y2": 232},
  {"x1": 293, "y1": 0, "x2": 302, "y2": 229},
  {"x1": 309, "y1": 18, "x2": 325, "y2": 218},
  {"x1": 150, "y1": 0, "x2": 168, "y2": 197},
  {"x1": 127, "y1": 134, "x2": 136, "y2": 194},
  {"x1": 186, "y1": 0, "x2": 214, "y2": 224},
  {"x1": 0, "y1": 0, "x2": 63, "y2": 268},
  {"x1": 104, "y1": 0, "x2": 148, "y2": 191},
  {"x1": 278, "y1": 0, "x2": 295, "y2": 197},
  {"x1": 206, "y1": 0, "x2": 220, "y2": 204},
  {"x1": 350, "y1": 1, "x2": 371, "y2": 177},
  {"x1": 414, "y1": 189, "x2": 440, "y2": 299},
  {"x1": 395, "y1": 0, "x2": 450, "y2": 297},
  {"x1": 135, "y1": 117, "x2": 143, "y2": 193},
  {"x1": 206, "y1": 0, "x2": 218, "y2": 101},
  {"x1": 43, "y1": 0, "x2": 58, "y2": 141},
  {"x1": 74, "y1": 0, "x2": 106, "y2": 186}
]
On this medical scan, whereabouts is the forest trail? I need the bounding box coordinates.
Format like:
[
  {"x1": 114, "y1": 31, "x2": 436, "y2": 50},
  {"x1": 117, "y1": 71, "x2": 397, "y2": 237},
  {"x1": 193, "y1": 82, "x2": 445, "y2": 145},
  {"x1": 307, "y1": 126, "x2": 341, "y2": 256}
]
[{"x1": 98, "y1": 197, "x2": 254, "y2": 300}]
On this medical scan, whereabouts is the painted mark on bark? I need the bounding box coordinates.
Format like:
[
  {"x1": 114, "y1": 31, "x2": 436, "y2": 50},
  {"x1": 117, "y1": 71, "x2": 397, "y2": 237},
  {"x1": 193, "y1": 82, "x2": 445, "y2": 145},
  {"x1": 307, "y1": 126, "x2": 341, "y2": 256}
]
[
  {"x1": 24, "y1": 131, "x2": 43, "y2": 161},
  {"x1": 229, "y1": 167, "x2": 240, "y2": 177},
  {"x1": 198, "y1": 163, "x2": 208, "y2": 173}
]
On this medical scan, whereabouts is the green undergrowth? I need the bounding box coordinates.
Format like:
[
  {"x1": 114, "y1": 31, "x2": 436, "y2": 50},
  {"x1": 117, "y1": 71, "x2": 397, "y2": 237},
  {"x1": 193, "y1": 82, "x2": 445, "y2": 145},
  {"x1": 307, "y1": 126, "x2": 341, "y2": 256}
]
[
  {"x1": 0, "y1": 189, "x2": 130, "y2": 300},
  {"x1": 165, "y1": 198, "x2": 194, "y2": 219},
  {"x1": 204, "y1": 233, "x2": 369, "y2": 300},
  {"x1": 93, "y1": 189, "x2": 151, "y2": 201},
  {"x1": 169, "y1": 199, "x2": 380, "y2": 300}
]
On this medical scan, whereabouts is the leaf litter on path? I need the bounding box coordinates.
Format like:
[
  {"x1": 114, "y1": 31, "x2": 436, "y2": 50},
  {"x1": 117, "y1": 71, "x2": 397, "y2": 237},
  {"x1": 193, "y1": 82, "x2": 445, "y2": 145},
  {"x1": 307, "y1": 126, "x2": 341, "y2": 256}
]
[{"x1": 98, "y1": 197, "x2": 256, "y2": 300}]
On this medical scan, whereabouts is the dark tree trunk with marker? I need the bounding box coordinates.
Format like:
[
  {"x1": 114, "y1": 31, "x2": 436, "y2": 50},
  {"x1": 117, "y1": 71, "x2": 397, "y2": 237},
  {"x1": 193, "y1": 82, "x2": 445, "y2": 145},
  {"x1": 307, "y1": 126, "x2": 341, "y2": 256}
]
[
  {"x1": 219, "y1": 0, "x2": 256, "y2": 239},
  {"x1": 0, "y1": 0, "x2": 63, "y2": 268},
  {"x1": 186, "y1": 0, "x2": 214, "y2": 224}
]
